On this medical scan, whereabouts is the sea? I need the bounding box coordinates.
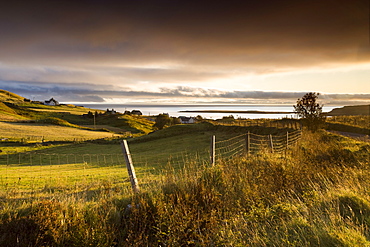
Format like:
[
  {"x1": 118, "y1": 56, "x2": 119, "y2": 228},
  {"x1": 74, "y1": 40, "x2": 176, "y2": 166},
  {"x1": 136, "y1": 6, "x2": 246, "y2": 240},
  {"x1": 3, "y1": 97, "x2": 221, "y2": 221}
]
[{"x1": 81, "y1": 104, "x2": 341, "y2": 120}]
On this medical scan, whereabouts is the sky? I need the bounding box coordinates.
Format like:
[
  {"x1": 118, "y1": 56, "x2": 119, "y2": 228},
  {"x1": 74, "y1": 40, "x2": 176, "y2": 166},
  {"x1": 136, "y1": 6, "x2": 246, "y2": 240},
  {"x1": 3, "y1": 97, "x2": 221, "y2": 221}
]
[{"x1": 0, "y1": 0, "x2": 369, "y2": 106}]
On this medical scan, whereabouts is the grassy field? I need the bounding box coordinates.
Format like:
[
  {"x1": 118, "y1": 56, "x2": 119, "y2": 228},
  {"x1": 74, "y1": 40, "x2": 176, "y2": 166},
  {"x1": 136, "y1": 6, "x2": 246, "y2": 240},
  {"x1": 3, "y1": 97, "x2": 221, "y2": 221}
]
[
  {"x1": 0, "y1": 90, "x2": 155, "y2": 135},
  {"x1": 327, "y1": 115, "x2": 370, "y2": 130},
  {"x1": 0, "y1": 122, "x2": 255, "y2": 192},
  {"x1": 0, "y1": 122, "x2": 119, "y2": 142},
  {"x1": 325, "y1": 115, "x2": 370, "y2": 136},
  {"x1": 0, "y1": 129, "x2": 369, "y2": 246},
  {"x1": 0, "y1": 89, "x2": 25, "y2": 103}
]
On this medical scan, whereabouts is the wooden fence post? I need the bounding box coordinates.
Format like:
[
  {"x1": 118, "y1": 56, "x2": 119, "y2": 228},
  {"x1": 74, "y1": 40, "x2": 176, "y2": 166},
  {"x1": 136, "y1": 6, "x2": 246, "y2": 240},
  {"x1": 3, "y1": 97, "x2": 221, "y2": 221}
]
[
  {"x1": 121, "y1": 140, "x2": 140, "y2": 193},
  {"x1": 286, "y1": 131, "x2": 289, "y2": 150},
  {"x1": 269, "y1": 134, "x2": 274, "y2": 153},
  {"x1": 210, "y1": 135, "x2": 216, "y2": 166},
  {"x1": 246, "y1": 131, "x2": 250, "y2": 155}
]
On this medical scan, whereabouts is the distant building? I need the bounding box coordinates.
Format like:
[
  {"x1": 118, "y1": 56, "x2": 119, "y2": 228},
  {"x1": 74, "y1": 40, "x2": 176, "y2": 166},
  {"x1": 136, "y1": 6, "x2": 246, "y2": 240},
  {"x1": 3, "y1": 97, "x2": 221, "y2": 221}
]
[
  {"x1": 131, "y1": 110, "x2": 142, "y2": 115},
  {"x1": 44, "y1": 98, "x2": 59, "y2": 106},
  {"x1": 105, "y1": 109, "x2": 117, "y2": 115},
  {"x1": 179, "y1": 116, "x2": 196, "y2": 124}
]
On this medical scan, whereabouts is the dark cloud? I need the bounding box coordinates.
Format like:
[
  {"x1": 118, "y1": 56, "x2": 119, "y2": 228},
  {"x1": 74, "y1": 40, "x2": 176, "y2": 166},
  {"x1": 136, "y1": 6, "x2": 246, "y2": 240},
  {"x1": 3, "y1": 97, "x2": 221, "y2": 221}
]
[
  {"x1": 2, "y1": 81, "x2": 369, "y2": 105},
  {"x1": 0, "y1": 0, "x2": 368, "y2": 103},
  {"x1": 0, "y1": 0, "x2": 368, "y2": 68}
]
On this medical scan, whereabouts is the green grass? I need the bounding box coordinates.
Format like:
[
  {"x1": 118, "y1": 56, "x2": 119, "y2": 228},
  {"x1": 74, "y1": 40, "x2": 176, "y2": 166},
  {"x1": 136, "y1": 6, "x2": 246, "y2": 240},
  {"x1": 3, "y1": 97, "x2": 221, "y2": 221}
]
[
  {"x1": 0, "y1": 130, "x2": 369, "y2": 246},
  {"x1": 325, "y1": 115, "x2": 370, "y2": 135},
  {"x1": 0, "y1": 90, "x2": 155, "y2": 143},
  {"x1": 0, "y1": 122, "x2": 119, "y2": 143},
  {"x1": 0, "y1": 102, "x2": 31, "y2": 121},
  {"x1": 1, "y1": 100, "x2": 155, "y2": 135},
  {"x1": 327, "y1": 115, "x2": 370, "y2": 131},
  {"x1": 0, "y1": 162, "x2": 128, "y2": 192},
  {"x1": 0, "y1": 89, "x2": 25, "y2": 103}
]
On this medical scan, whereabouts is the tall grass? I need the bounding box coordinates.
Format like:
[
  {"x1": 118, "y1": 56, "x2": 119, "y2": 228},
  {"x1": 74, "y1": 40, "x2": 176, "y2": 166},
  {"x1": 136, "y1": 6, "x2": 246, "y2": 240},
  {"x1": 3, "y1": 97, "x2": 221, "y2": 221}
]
[
  {"x1": 0, "y1": 130, "x2": 369, "y2": 246},
  {"x1": 327, "y1": 115, "x2": 369, "y2": 129},
  {"x1": 326, "y1": 115, "x2": 370, "y2": 135}
]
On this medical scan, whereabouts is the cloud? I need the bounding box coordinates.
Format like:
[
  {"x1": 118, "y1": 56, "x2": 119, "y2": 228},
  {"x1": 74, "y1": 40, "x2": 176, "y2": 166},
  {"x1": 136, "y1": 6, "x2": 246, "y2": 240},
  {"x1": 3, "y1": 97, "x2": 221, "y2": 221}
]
[
  {"x1": 0, "y1": 0, "x2": 368, "y2": 70},
  {"x1": 0, "y1": 0, "x2": 368, "y2": 101},
  {"x1": 2, "y1": 81, "x2": 369, "y2": 106}
]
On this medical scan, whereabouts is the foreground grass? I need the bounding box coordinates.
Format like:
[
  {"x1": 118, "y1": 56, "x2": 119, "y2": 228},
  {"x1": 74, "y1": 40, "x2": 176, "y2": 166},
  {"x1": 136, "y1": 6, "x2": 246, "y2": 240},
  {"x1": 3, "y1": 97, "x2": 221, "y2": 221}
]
[{"x1": 0, "y1": 130, "x2": 369, "y2": 246}]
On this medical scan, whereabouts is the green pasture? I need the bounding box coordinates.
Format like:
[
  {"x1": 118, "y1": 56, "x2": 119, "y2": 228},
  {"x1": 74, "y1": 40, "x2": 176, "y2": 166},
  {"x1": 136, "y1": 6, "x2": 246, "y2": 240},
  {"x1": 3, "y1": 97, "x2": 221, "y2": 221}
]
[
  {"x1": 0, "y1": 122, "x2": 119, "y2": 142},
  {"x1": 0, "y1": 128, "x2": 369, "y2": 246},
  {"x1": 0, "y1": 89, "x2": 24, "y2": 103},
  {"x1": 0, "y1": 90, "x2": 155, "y2": 136},
  {"x1": 0, "y1": 162, "x2": 137, "y2": 197},
  {"x1": 0, "y1": 122, "x2": 257, "y2": 196},
  {"x1": 327, "y1": 115, "x2": 370, "y2": 132}
]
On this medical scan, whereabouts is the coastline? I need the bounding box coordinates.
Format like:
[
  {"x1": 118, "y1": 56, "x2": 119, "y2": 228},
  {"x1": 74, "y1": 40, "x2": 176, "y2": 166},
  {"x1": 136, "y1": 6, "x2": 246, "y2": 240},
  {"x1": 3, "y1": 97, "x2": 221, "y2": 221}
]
[{"x1": 179, "y1": 110, "x2": 295, "y2": 114}]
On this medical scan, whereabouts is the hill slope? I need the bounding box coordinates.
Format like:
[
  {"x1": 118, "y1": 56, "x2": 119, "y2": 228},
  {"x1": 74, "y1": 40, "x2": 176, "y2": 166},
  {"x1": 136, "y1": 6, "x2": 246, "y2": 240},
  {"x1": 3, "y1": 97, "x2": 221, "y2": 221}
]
[
  {"x1": 0, "y1": 89, "x2": 155, "y2": 136},
  {"x1": 0, "y1": 90, "x2": 30, "y2": 121},
  {"x1": 327, "y1": 105, "x2": 370, "y2": 116},
  {"x1": 0, "y1": 89, "x2": 25, "y2": 103}
]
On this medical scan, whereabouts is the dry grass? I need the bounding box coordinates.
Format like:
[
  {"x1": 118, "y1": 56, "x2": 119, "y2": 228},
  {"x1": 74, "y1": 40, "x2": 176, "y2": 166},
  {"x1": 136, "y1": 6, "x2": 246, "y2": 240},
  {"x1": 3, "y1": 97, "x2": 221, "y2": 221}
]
[{"x1": 0, "y1": 130, "x2": 369, "y2": 246}]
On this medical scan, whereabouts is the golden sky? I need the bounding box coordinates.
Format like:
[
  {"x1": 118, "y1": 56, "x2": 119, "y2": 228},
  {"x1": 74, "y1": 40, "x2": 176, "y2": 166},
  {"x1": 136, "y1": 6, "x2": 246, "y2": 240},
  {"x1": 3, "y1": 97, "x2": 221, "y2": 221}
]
[{"x1": 0, "y1": 0, "x2": 369, "y2": 105}]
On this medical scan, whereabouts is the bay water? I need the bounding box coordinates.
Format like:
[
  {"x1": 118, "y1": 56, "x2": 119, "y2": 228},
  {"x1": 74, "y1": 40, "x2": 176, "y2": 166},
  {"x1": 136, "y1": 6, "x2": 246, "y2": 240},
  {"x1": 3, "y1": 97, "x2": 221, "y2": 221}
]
[{"x1": 82, "y1": 104, "x2": 340, "y2": 120}]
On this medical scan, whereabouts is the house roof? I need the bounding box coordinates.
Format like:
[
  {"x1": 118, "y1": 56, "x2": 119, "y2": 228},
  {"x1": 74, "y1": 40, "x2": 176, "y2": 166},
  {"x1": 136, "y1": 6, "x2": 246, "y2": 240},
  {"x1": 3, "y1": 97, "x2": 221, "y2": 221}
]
[{"x1": 45, "y1": 98, "x2": 58, "y2": 102}]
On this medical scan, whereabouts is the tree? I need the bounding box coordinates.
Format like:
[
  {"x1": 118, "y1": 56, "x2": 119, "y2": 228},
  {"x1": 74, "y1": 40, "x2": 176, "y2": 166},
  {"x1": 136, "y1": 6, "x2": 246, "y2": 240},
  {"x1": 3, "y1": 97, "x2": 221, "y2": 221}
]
[
  {"x1": 294, "y1": 92, "x2": 325, "y2": 131},
  {"x1": 171, "y1": 117, "x2": 181, "y2": 125},
  {"x1": 153, "y1": 114, "x2": 171, "y2": 130}
]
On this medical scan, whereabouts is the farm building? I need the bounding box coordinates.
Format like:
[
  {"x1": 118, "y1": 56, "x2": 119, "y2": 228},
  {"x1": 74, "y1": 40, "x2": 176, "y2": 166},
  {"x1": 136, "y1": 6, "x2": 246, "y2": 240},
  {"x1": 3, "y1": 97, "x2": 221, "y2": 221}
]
[
  {"x1": 179, "y1": 116, "x2": 196, "y2": 124},
  {"x1": 44, "y1": 98, "x2": 60, "y2": 106},
  {"x1": 105, "y1": 109, "x2": 117, "y2": 115}
]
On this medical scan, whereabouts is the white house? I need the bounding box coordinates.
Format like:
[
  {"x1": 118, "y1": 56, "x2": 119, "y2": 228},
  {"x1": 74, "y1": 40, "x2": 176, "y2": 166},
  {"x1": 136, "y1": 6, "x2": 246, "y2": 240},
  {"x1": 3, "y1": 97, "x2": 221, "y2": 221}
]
[
  {"x1": 44, "y1": 98, "x2": 60, "y2": 106},
  {"x1": 179, "y1": 116, "x2": 195, "y2": 124}
]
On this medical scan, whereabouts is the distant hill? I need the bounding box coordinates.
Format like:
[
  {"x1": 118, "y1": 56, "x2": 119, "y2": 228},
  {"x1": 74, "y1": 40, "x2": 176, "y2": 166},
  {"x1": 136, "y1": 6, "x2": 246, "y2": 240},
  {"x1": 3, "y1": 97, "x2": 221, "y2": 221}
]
[
  {"x1": 0, "y1": 90, "x2": 31, "y2": 121},
  {"x1": 0, "y1": 89, "x2": 155, "y2": 135},
  {"x1": 0, "y1": 89, "x2": 26, "y2": 103},
  {"x1": 327, "y1": 105, "x2": 370, "y2": 116}
]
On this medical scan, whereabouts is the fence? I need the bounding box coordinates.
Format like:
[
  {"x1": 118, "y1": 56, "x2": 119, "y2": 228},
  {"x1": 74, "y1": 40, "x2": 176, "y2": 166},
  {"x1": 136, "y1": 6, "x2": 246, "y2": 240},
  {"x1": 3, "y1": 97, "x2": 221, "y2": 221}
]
[
  {"x1": 0, "y1": 130, "x2": 302, "y2": 168},
  {"x1": 0, "y1": 153, "x2": 127, "y2": 166},
  {"x1": 212, "y1": 130, "x2": 302, "y2": 163},
  {"x1": 214, "y1": 119, "x2": 302, "y2": 129},
  {"x1": 0, "y1": 135, "x2": 124, "y2": 143},
  {"x1": 130, "y1": 148, "x2": 211, "y2": 171},
  {"x1": 0, "y1": 130, "x2": 302, "y2": 195},
  {"x1": 246, "y1": 130, "x2": 302, "y2": 154}
]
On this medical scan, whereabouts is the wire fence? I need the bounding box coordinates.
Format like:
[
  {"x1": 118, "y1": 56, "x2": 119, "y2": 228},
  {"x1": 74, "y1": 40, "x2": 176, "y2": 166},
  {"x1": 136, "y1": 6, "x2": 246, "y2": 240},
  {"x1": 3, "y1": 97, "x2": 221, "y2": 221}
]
[
  {"x1": 215, "y1": 133, "x2": 246, "y2": 161},
  {"x1": 247, "y1": 130, "x2": 302, "y2": 154},
  {"x1": 0, "y1": 153, "x2": 127, "y2": 196},
  {"x1": 214, "y1": 119, "x2": 302, "y2": 129},
  {"x1": 0, "y1": 153, "x2": 125, "y2": 167},
  {"x1": 0, "y1": 130, "x2": 302, "y2": 196},
  {"x1": 0, "y1": 135, "x2": 124, "y2": 143},
  {"x1": 130, "y1": 149, "x2": 210, "y2": 170},
  {"x1": 212, "y1": 130, "x2": 302, "y2": 163}
]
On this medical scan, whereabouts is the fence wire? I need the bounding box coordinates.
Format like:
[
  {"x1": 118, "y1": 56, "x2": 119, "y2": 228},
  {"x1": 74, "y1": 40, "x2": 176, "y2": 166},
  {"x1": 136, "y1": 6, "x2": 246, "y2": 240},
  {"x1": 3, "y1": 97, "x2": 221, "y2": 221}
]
[
  {"x1": 215, "y1": 134, "x2": 246, "y2": 161},
  {"x1": 247, "y1": 130, "x2": 302, "y2": 154},
  {"x1": 131, "y1": 148, "x2": 210, "y2": 171},
  {"x1": 214, "y1": 130, "x2": 302, "y2": 159},
  {"x1": 0, "y1": 130, "x2": 302, "y2": 197}
]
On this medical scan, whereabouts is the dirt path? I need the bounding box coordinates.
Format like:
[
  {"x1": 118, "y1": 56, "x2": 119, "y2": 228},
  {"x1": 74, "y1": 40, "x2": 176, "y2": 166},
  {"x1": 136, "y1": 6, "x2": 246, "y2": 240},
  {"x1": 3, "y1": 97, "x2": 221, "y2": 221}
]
[{"x1": 327, "y1": 130, "x2": 370, "y2": 142}]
